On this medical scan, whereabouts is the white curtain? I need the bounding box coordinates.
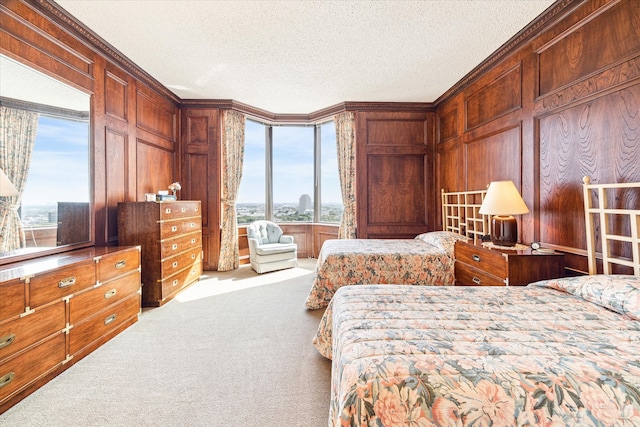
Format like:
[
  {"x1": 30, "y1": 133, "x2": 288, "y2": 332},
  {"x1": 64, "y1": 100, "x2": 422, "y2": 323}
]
[
  {"x1": 335, "y1": 111, "x2": 357, "y2": 239},
  {"x1": 218, "y1": 110, "x2": 245, "y2": 271},
  {"x1": 0, "y1": 106, "x2": 38, "y2": 252}
]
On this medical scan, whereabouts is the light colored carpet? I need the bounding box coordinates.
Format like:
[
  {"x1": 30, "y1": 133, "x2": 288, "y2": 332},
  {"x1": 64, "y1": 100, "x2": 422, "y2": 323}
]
[{"x1": 0, "y1": 259, "x2": 331, "y2": 427}]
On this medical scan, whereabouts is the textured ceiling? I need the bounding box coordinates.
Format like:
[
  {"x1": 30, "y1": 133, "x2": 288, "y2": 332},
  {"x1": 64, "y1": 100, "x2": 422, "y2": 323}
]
[{"x1": 55, "y1": 0, "x2": 555, "y2": 114}]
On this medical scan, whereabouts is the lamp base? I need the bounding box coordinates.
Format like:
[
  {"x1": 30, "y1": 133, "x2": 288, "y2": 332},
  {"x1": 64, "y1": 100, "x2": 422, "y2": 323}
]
[{"x1": 491, "y1": 215, "x2": 518, "y2": 246}]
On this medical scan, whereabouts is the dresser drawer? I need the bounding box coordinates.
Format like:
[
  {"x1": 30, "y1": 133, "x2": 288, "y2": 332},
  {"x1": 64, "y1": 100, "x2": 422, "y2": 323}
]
[
  {"x1": 0, "y1": 302, "x2": 65, "y2": 363},
  {"x1": 29, "y1": 261, "x2": 96, "y2": 308},
  {"x1": 0, "y1": 280, "x2": 26, "y2": 323},
  {"x1": 455, "y1": 243, "x2": 507, "y2": 279},
  {"x1": 159, "y1": 218, "x2": 201, "y2": 239},
  {"x1": 69, "y1": 294, "x2": 140, "y2": 355},
  {"x1": 160, "y1": 233, "x2": 202, "y2": 258},
  {"x1": 97, "y1": 248, "x2": 140, "y2": 284},
  {"x1": 159, "y1": 201, "x2": 200, "y2": 220},
  {"x1": 160, "y1": 247, "x2": 202, "y2": 277},
  {"x1": 161, "y1": 260, "x2": 202, "y2": 296},
  {"x1": 0, "y1": 333, "x2": 66, "y2": 402},
  {"x1": 69, "y1": 271, "x2": 141, "y2": 324},
  {"x1": 455, "y1": 262, "x2": 505, "y2": 286}
]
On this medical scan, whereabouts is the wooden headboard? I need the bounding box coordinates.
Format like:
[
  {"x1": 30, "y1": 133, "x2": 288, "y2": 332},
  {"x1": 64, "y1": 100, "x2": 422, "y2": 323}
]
[
  {"x1": 441, "y1": 188, "x2": 489, "y2": 241},
  {"x1": 583, "y1": 176, "x2": 640, "y2": 275}
]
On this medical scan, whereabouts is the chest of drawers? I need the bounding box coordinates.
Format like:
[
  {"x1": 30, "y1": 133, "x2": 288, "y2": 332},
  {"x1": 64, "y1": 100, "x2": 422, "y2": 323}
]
[
  {"x1": 454, "y1": 240, "x2": 565, "y2": 286},
  {"x1": 118, "y1": 201, "x2": 203, "y2": 307},
  {"x1": 0, "y1": 246, "x2": 141, "y2": 414}
]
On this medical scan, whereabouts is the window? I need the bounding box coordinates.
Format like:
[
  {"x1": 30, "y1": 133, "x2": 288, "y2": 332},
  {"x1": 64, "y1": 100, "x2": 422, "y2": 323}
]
[
  {"x1": 236, "y1": 120, "x2": 266, "y2": 224},
  {"x1": 319, "y1": 121, "x2": 343, "y2": 223},
  {"x1": 272, "y1": 126, "x2": 314, "y2": 222},
  {"x1": 21, "y1": 115, "x2": 90, "y2": 229},
  {"x1": 236, "y1": 119, "x2": 343, "y2": 225}
]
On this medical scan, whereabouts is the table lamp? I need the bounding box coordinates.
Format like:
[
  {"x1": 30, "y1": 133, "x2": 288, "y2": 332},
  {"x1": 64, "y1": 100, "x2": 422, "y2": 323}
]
[
  {"x1": 479, "y1": 180, "x2": 528, "y2": 246},
  {"x1": 0, "y1": 168, "x2": 18, "y2": 196}
]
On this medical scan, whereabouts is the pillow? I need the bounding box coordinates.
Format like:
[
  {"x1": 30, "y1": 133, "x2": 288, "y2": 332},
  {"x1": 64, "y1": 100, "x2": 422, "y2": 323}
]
[
  {"x1": 415, "y1": 231, "x2": 469, "y2": 255},
  {"x1": 530, "y1": 275, "x2": 640, "y2": 320}
]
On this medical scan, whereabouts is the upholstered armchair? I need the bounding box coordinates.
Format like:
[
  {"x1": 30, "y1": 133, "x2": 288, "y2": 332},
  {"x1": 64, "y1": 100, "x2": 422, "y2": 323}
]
[{"x1": 246, "y1": 220, "x2": 297, "y2": 274}]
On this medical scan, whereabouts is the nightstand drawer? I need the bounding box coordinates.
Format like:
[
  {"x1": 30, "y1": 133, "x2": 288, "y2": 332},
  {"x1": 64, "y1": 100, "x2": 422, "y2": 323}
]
[
  {"x1": 455, "y1": 262, "x2": 505, "y2": 286},
  {"x1": 455, "y1": 242, "x2": 507, "y2": 279}
]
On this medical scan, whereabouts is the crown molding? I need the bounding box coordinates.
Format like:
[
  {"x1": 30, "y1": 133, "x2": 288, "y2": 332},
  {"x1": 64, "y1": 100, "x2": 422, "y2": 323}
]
[{"x1": 434, "y1": 0, "x2": 579, "y2": 106}]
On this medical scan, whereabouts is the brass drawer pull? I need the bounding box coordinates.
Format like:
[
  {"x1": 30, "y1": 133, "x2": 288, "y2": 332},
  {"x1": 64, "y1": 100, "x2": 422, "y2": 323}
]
[
  {"x1": 0, "y1": 334, "x2": 16, "y2": 349},
  {"x1": 115, "y1": 260, "x2": 126, "y2": 269},
  {"x1": 171, "y1": 225, "x2": 178, "y2": 232},
  {"x1": 165, "y1": 208, "x2": 171, "y2": 214},
  {"x1": 172, "y1": 243, "x2": 178, "y2": 250},
  {"x1": 172, "y1": 261, "x2": 178, "y2": 268},
  {"x1": 58, "y1": 276, "x2": 76, "y2": 288},
  {"x1": 181, "y1": 207, "x2": 186, "y2": 212},
  {"x1": 472, "y1": 277, "x2": 482, "y2": 285},
  {"x1": 190, "y1": 238, "x2": 196, "y2": 244},
  {"x1": 172, "y1": 279, "x2": 179, "y2": 287},
  {"x1": 104, "y1": 288, "x2": 117, "y2": 299},
  {"x1": 104, "y1": 314, "x2": 117, "y2": 326},
  {"x1": 190, "y1": 222, "x2": 196, "y2": 228},
  {"x1": 0, "y1": 372, "x2": 15, "y2": 389},
  {"x1": 472, "y1": 254, "x2": 481, "y2": 262},
  {"x1": 191, "y1": 254, "x2": 196, "y2": 260}
]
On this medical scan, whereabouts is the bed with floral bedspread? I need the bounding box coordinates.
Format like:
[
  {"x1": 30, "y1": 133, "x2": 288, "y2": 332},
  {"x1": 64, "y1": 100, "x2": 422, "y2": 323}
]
[
  {"x1": 313, "y1": 275, "x2": 640, "y2": 427},
  {"x1": 305, "y1": 232, "x2": 468, "y2": 310}
]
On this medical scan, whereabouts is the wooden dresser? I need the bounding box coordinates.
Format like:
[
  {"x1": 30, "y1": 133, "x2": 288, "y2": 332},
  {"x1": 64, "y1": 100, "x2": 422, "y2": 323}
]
[
  {"x1": 454, "y1": 240, "x2": 565, "y2": 286},
  {"x1": 0, "y1": 246, "x2": 141, "y2": 414},
  {"x1": 117, "y1": 201, "x2": 203, "y2": 307}
]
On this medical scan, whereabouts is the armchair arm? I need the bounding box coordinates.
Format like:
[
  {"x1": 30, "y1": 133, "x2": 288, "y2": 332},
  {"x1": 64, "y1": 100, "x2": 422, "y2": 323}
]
[
  {"x1": 248, "y1": 237, "x2": 261, "y2": 252},
  {"x1": 279, "y1": 235, "x2": 294, "y2": 244}
]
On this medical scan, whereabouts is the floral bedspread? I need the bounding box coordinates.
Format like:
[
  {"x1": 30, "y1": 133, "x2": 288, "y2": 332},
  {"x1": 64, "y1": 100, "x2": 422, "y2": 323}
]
[
  {"x1": 304, "y1": 238, "x2": 455, "y2": 310},
  {"x1": 313, "y1": 278, "x2": 640, "y2": 427}
]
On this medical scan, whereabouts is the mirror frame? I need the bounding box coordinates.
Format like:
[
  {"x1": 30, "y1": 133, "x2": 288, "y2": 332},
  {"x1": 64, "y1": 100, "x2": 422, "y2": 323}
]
[{"x1": 0, "y1": 54, "x2": 94, "y2": 266}]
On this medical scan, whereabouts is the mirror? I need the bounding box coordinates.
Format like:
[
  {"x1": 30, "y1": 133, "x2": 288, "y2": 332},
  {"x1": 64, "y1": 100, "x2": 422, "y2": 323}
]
[{"x1": 0, "y1": 54, "x2": 91, "y2": 261}]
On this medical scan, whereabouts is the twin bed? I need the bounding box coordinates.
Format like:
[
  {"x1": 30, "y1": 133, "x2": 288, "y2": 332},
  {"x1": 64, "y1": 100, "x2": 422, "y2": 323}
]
[
  {"x1": 312, "y1": 178, "x2": 640, "y2": 427},
  {"x1": 305, "y1": 189, "x2": 487, "y2": 310}
]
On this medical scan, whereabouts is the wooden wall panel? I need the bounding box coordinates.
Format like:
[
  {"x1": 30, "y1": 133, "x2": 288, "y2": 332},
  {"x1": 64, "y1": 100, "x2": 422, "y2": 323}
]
[
  {"x1": 465, "y1": 125, "x2": 523, "y2": 191},
  {"x1": 356, "y1": 111, "x2": 433, "y2": 238},
  {"x1": 537, "y1": 1, "x2": 640, "y2": 97},
  {"x1": 104, "y1": 129, "x2": 127, "y2": 244},
  {"x1": 465, "y1": 64, "x2": 521, "y2": 130},
  {"x1": 136, "y1": 140, "x2": 174, "y2": 198},
  {"x1": 181, "y1": 109, "x2": 220, "y2": 270},
  {"x1": 367, "y1": 155, "x2": 426, "y2": 225},
  {"x1": 539, "y1": 85, "x2": 640, "y2": 251},
  {"x1": 104, "y1": 71, "x2": 128, "y2": 121},
  {"x1": 279, "y1": 224, "x2": 311, "y2": 259},
  {"x1": 438, "y1": 108, "x2": 458, "y2": 143},
  {"x1": 136, "y1": 87, "x2": 176, "y2": 141}
]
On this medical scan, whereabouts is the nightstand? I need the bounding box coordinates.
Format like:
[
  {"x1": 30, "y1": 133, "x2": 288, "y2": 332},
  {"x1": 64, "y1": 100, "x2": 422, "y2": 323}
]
[{"x1": 454, "y1": 240, "x2": 565, "y2": 286}]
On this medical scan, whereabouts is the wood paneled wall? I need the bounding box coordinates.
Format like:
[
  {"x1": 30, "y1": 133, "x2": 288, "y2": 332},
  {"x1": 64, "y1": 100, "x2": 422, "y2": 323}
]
[
  {"x1": 1, "y1": 0, "x2": 179, "y2": 258},
  {"x1": 436, "y1": 0, "x2": 640, "y2": 274},
  {"x1": 355, "y1": 110, "x2": 435, "y2": 238}
]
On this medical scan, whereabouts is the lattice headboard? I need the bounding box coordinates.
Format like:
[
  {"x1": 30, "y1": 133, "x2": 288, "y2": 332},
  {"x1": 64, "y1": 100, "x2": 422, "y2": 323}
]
[
  {"x1": 441, "y1": 188, "x2": 489, "y2": 241},
  {"x1": 583, "y1": 176, "x2": 640, "y2": 275}
]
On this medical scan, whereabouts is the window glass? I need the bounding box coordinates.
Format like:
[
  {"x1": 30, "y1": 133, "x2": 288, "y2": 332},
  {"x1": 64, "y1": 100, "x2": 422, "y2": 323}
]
[
  {"x1": 272, "y1": 126, "x2": 314, "y2": 222},
  {"x1": 236, "y1": 120, "x2": 266, "y2": 225},
  {"x1": 319, "y1": 121, "x2": 343, "y2": 223},
  {"x1": 21, "y1": 115, "x2": 90, "y2": 230}
]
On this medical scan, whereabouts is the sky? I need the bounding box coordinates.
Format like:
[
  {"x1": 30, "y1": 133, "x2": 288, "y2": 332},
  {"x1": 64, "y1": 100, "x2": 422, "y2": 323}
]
[
  {"x1": 237, "y1": 120, "x2": 342, "y2": 205},
  {"x1": 21, "y1": 116, "x2": 90, "y2": 206}
]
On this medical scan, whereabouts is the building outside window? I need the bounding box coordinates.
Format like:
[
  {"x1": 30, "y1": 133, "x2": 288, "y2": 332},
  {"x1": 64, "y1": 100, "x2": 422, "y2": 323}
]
[{"x1": 236, "y1": 119, "x2": 343, "y2": 225}]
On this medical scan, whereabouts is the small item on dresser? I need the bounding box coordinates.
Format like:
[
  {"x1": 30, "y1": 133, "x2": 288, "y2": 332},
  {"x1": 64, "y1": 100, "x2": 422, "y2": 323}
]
[
  {"x1": 156, "y1": 194, "x2": 177, "y2": 202},
  {"x1": 145, "y1": 193, "x2": 156, "y2": 202}
]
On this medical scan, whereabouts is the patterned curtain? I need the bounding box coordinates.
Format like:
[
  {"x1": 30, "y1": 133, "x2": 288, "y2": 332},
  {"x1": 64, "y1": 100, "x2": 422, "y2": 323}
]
[
  {"x1": 0, "y1": 106, "x2": 38, "y2": 252},
  {"x1": 335, "y1": 111, "x2": 357, "y2": 239},
  {"x1": 218, "y1": 110, "x2": 246, "y2": 271}
]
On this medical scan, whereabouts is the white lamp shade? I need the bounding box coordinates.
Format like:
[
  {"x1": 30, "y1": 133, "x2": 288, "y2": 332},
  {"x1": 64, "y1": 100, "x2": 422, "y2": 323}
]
[
  {"x1": 0, "y1": 168, "x2": 19, "y2": 196},
  {"x1": 479, "y1": 180, "x2": 529, "y2": 215}
]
